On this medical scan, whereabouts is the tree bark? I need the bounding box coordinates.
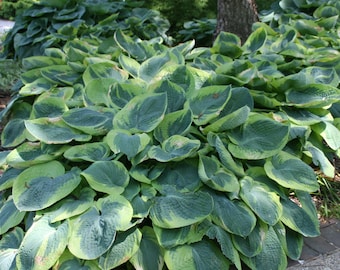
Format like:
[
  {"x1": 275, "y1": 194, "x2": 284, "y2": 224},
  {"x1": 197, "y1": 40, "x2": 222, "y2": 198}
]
[{"x1": 215, "y1": 0, "x2": 259, "y2": 44}]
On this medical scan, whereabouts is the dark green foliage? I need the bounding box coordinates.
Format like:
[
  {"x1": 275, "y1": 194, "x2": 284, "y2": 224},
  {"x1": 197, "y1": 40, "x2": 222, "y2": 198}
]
[
  {"x1": 145, "y1": 0, "x2": 216, "y2": 35},
  {"x1": 0, "y1": 0, "x2": 171, "y2": 59},
  {"x1": 0, "y1": 0, "x2": 34, "y2": 20}
]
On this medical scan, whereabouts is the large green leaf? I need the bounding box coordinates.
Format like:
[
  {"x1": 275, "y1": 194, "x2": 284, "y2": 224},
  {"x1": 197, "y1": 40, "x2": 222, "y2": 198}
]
[
  {"x1": 151, "y1": 159, "x2": 201, "y2": 193},
  {"x1": 63, "y1": 142, "x2": 111, "y2": 162},
  {"x1": 62, "y1": 107, "x2": 114, "y2": 136},
  {"x1": 99, "y1": 228, "x2": 142, "y2": 269},
  {"x1": 164, "y1": 239, "x2": 230, "y2": 270},
  {"x1": 118, "y1": 54, "x2": 140, "y2": 78},
  {"x1": 6, "y1": 142, "x2": 67, "y2": 168},
  {"x1": 150, "y1": 190, "x2": 213, "y2": 229},
  {"x1": 0, "y1": 168, "x2": 22, "y2": 191},
  {"x1": 130, "y1": 227, "x2": 164, "y2": 270},
  {"x1": 312, "y1": 121, "x2": 340, "y2": 150},
  {"x1": 264, "y1": 151, "x2": 319, "y2": 192},
  {"x1": 40, "y1": 65, "x2": 80, "y2": 85},
  {"x1": 240, "y1": 177, "x2": 282, "y2": 226},
  {"x1": 19, "y1": 77, "x2": 56, "y2": 96},
  {"x1": 149, "y1": 79, "x2": 186, "y2": 113},
  {"x1": 207, "y1": 133, "x2": 245, "y2": 177},
  {"x1": 22, "y1": 56, "x2": 65, "y2": 70},
  {"x1": 232, "y1": 221, "x2": 267, "y2": 257},
  {"x1": 1, "y1": 103, "x2": 32, "y2": 148},
  {"x1": 16, "y1": 216, "x2": 69, "y2": 270},
  {"x1": 273, "y1": 222, "x2": 303, "y2": 261},
  {"x1": 242, "y1": 226, "x2": 287, "y2": 270},
  {"x1": 210, "y1": 192, "x2": 256, "y2": 237},
  {"x1": 129, "y1": 162, "x2": 165, "y2": 184},
  {"x1": 283, "y1": 107, "x2": 324, "y2": 125},
  {"x1": 32, "y1": 97, "x2": 68, "y2": 118},
  {"x1": 280, "y1": 193, "x2": 320, "y2": 237},
  {"x1": 0, "y1": 227, "x2": 23, "y2": 270},
  {"x1": 109, "y1": 82, "x2": 147, "y2": 109},
  {"x1": 138, "y1": 52, "x2": 179, "y2": 83},
  {"x1": 68, "y1": 194, "x2": 133, "y2": 260},
  {"x1": 43, "y1": 188, "x2": 96, "y2": 223},
  {"x1": 25, "y1": 117, "x2": 92, "y2": 144},
  {"x1": 105, "y1": 130, "x2": 150, "y2": 159},
  {"x1": 202, "y1": 106, "x2": 250, "y2": 134},
  {"x1": 83, "y1": 62, "x2": 128, "y2": 85},
  {"x1": 189, "y1": 85, "x2": 231, "y2": 125},
  {"x1": 114, "y1": 29, "x2": 148, "y2": 61},
  {"x1": 153, "y1": 221, "x2": 210, "y2": 249},
  {"x1": 286, "y1": 84, "x2": 340, "y2": 108},
  {"x1": 305, "y1": 142, "x2": 335, "y2": 178},
  {"x1": 243, "y1": 27, "x2": 267, "y2": 54},
  {"x1": 148, "y1": 135, "x2": 200, "y2": 162},
  {"x1": 81, "y1": 160, "x2": 130, "y2": 194},
  {"x1": 199, "y1": 155, "x2": 239, "y2": 193},
  {"x1": 206, "y1": 225, "x2": 242, "y2": 270},
  {"x1": 84, "y1": 78, "x2": 117, "y2": 106},
  {"x1": 13, "y1": 161, "x2": 81, "y2": 211},
  {"x1": 154, "y1": 109, "x2": 192, "y2": 142},
  {"x1": 0, "y1": 197, "x2": 26, "y2": 234},
  {"x1": 227, "y1": 113, "x2": 290, "y2": 159},
  {"x1": 113, "y1": 93, "x2": 167, "y2": 133},
  {"x1": 211, "y1": 31, "x2": 243, "y2": 58}
]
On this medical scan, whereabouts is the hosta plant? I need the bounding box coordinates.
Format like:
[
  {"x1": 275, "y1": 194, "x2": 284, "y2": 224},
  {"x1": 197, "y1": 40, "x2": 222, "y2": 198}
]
[
  {"x1": 0, "y1": 0, "x2": 340, "y2": 269},
  {"x1": 0, "y1": 0, "x2": 171, "y2": 60}
]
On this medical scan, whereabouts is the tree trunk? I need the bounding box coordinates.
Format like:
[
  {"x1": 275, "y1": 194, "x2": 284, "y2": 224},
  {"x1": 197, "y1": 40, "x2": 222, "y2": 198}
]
[{"x1": 215, "y1": 0, "x2": 259, "y2": 44}]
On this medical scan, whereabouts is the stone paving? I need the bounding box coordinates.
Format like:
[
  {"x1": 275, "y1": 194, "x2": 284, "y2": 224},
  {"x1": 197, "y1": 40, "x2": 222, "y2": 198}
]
[{"x1": 287, "y1": 219, "x2": 340, "y2": 270}]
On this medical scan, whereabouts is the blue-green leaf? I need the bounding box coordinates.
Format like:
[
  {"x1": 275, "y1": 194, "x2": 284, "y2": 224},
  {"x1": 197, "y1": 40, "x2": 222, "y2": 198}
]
[
  {"x1": 149, "y1": 135, "x2": 200, "y2": 162},
  {"x1": 189, "y1": 85, "x2": 231, "y2": 125},
  {"x1": 0, "y1": 227, "x2": 23, "y2": 270},
  {"x1": 0, "y1": 197, "x2": 25, "y2": 235},
  {"x1": 264, "y1": 151, "x2": 319, "y2": 192},
  {"x1": 105, "y1": 130, "x2": 150, "y2": 159},
  {"x1": 62, "y1": 107, "x2": 114, "y2": 136},
  {"x1": 150, "y1": 191, "x2": 213, "y2": 229},
  {"x1": 154, "y1": 109, "x2": 192, "y2": 143},
  {"x1": 210, "y1": 192, "x2": 256, "y2": 237},
  {"x1": 99, "y1": 228, "x2": 142, "y2": 269},
  {"x1": 13, "y1": 161, "x2": 81, "y2": 211},
  {"x1": 25, "y1": 117, "x2": 92, "y2": 144},
  {"x1": 113, "y1": 93, "x2": 167, "y2": 133},
  {"x1": 16, "y1": 216, "x2": 69, "y2": 270},
  {"x1": 228, "y1": 113, "x2": 290, "y2": 160},
  {"x1": 63, "y1": 142, "x2": 111, "y2": 162},
  {"x1": 199, "y1": 155, "x2": 239, "y2": 193},
  {"x1": 81, "y1": 161, "x2": 129, "y2": 194},
  {"x1": 240, "y1": 177, "x2": 282, "y2": 226},
  {"x1": 164, "y1": 239, "x2": 230, "y2": 270},
  {"x1": 130, "y1": 227, "x2": 164, "y2": 270},
  {"x1": 68, "y1": 194, "x2": 133, "y2": 260}
]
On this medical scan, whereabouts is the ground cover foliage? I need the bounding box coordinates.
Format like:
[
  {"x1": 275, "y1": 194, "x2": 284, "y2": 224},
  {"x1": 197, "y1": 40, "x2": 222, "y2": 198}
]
[{"x1": 0, "y1": 0, "x2": 340, "y2": 269}]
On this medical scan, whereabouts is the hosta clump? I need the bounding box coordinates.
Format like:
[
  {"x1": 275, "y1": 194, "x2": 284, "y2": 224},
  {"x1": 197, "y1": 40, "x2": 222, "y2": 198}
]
[
  {"x1": 0, "y1": 0, "x2": 171, "y2": 60},
  {"x1": 1, "y1": 2, "x2": 340, "y2": 270}
]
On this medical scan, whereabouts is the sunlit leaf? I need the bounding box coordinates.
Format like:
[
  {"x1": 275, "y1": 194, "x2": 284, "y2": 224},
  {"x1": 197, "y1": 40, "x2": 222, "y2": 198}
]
[
  {"x1": 164, "y1": 239, "x2": 230, "y2": 270},
  {"x1": 264, "y1": 151, "x2": 319, "y2": 192},
  {"x1": 81, "y1": 160, "x2": 129, "y2": 194},
  {"x1": 228, "y1": 113, "x2": 290, "y2": 159},
  {"x1": 113, "y1": 93, "x2": 167, "y2": 133},
  {"x1": 13, "y1": 161, "x2": 81, "y2": 211},
  {"x1": 16, "y1": 216, "x2": 69, "y2": 270},
  {"x1": 150, "y1": 190, "x2": 213, "y2": 229}
]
